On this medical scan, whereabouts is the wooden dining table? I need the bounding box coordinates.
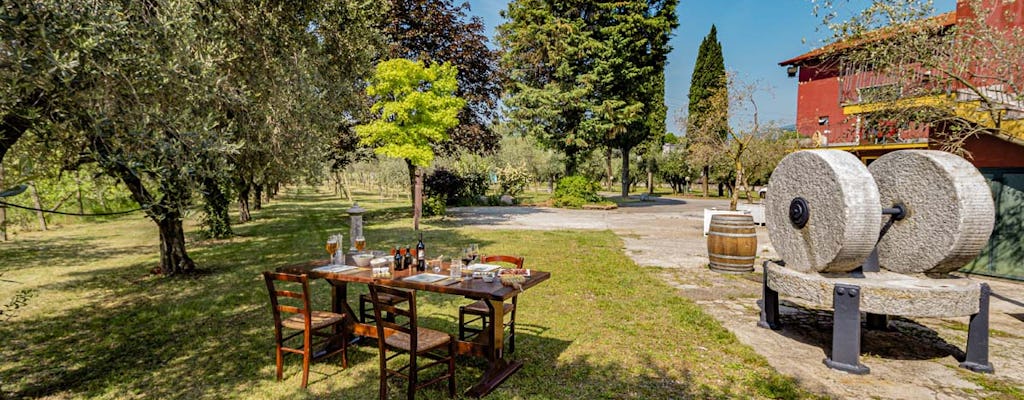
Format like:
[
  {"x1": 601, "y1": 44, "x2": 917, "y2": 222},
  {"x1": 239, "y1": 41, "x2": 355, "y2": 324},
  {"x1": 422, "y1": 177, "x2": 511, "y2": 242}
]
[{"x1": 279, "y1": 258, "x2": 550, "y2": 398}]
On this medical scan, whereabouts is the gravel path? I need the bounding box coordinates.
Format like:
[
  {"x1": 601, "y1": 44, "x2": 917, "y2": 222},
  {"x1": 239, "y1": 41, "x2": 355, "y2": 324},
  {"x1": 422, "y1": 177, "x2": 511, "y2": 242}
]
[{"x1": 449, "y1": 199, "x2": 1024, "y2": 400}]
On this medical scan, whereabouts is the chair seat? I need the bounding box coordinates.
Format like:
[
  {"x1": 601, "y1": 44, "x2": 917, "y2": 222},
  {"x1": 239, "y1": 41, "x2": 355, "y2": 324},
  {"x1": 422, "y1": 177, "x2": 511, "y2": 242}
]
[
  {"x1": 462, "y1": 300, "x2": 515, "y2": 315},
  {"x1": 360, "y1": 292, "x2": 409, "y2": 304},
  {"x1": 385, "y1": 327, "x2": 452, "y2": 353},
  {"x1": 282, "y1": 310, "x2": 345, "y2": 330}
]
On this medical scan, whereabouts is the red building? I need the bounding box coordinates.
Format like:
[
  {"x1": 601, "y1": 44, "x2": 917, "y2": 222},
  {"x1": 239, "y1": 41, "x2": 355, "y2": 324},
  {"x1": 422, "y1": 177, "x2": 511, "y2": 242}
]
[{"x1": 778, "y1": 0, "x2": 1024, "y2": 280}]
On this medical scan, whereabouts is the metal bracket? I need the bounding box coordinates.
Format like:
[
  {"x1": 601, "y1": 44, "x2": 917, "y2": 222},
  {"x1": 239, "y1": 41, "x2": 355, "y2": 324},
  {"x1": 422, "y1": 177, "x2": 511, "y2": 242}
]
[
  {"x1": 960, "y1": 283, "x2": 995, "y2": 373},
  {"x1": 758, "y1": 261, "x2": 781, "y2": 330},
  {"x1": 824, "y1": 283, "x2": 870, "y2": 374}
]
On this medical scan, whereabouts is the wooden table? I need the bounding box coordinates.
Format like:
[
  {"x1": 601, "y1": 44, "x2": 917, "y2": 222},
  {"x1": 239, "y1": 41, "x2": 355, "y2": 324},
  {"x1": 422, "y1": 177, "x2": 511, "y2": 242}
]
[{"x1": 280, "y1": 259, "x2": 550, "y2": 398}]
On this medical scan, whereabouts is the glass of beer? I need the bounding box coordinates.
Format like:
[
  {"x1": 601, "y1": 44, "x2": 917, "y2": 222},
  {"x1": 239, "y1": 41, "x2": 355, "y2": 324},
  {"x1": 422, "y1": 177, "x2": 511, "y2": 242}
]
[
  {"x1": 326, "y1": 236, "x2": 340, "y2": 264},
  {"x1": 354, "y1": 235, "x2": 366, "y2": 252}
]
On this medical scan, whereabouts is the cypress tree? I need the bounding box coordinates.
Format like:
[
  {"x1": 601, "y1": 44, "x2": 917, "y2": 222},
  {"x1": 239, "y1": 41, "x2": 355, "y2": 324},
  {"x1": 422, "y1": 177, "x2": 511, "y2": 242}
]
[
  {"x1": 688, "y1": 25, "x2": 726, "y2": 138},
  {"x1": 688, "y1": 25, "x2": 726, "y2": 196}
]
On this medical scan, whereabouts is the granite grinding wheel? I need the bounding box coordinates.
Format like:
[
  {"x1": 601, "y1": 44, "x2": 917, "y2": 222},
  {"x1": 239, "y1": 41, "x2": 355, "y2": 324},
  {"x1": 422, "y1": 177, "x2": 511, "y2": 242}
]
[
  {"x1": 869, "y1": 150, "x2": 995, "y2": 274},
  {"x1": 766, "y1": 150, "x2": 881, "y2": 273}
]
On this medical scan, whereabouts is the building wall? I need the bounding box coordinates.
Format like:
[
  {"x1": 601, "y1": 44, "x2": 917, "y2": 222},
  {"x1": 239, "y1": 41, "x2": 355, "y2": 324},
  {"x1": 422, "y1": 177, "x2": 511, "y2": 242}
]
[
  {"x1": 795, "y1": 65, "x2": 858, "y2": 144},
  {"x1": 955, "y1": 134, "x2": 1024, "y2": 168}
]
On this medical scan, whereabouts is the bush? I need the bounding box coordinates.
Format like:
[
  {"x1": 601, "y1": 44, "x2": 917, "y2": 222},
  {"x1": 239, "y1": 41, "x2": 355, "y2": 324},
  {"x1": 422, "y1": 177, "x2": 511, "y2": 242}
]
[
  {"x1": 424, "y1": 167, "x2": 488, "y2": 206},
  {"x1": 553, "y1": 175, "x2": 601, "y2": 208},
  {"x1": 424, "y1": 168, "x2": 463, "y2": 202},
  {"x1": 497, "y1": 163, "x2": 531, "y2": 196},
  {"x1": 423, "y1": 195, "x2": 446, "y2": 217}
]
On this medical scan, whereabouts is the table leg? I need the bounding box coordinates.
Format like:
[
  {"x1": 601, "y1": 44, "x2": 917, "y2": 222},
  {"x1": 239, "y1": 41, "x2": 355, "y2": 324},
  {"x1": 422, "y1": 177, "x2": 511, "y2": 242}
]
[{"x1": 466, "y1": 298, "x2": 523, "y2": 398}]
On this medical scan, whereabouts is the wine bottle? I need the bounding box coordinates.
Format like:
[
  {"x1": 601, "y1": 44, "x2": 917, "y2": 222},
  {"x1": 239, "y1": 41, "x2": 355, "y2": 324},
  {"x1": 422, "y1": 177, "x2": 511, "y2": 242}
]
[
  {"x1": 391, "y1": 247, "x2": 399, "y2": 270},
  {"x1": 404, "y1": 247, "x2": 413, "y2": 270},
  {"x1": 416, "y1": 233, "x2": 426, "y2": 271},
  {"x1": 395, "y1": 247, "x2": 405, "y2": 271}
]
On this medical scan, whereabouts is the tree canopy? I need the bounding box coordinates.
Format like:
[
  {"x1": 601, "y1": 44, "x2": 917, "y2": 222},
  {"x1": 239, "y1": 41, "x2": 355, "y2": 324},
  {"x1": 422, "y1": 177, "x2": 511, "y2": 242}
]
[
  {"x1": 384, "y1": 0, "x2": 501, "y2": 155},
  {"x1": 0, "y1": 0, "x2": 380, "y2": 274},
  {"x1": 499, "y1": 0, "x2": 678, "y2": 183},
  {"x1": 356, "y1": 59, "x2": 464, "y2": 167}
]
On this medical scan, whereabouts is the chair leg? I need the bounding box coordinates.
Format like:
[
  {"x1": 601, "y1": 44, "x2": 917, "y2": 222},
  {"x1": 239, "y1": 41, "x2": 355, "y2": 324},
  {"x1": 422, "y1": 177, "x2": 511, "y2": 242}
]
[
  {"x1": 508, "y1": 316, "x2": 516, "y2": 354},
  {"x1": 275, "y1": 343, "x2": 284, "y2": 381},
  {"x1": 407, "y1": 353, "x2": 417, "y2": 400},
  {"x1": 301, "y1": 330, "x2": 312, "y2": 388},
  {"x1": 447, "y1": 340, "x2": 456, "y2": 397},
  {"x1": 458, "y1": 307, "x2": 466, "y2": 340},
  {"x1": 341, "y1": 329, "x2": 349, "y2": 369},
  {"x1": 379, "y1": 371, "x2": 388, "y2": 400},
  {"x1": 359, "y1": 297, "x2": 370, "y2": 324}
]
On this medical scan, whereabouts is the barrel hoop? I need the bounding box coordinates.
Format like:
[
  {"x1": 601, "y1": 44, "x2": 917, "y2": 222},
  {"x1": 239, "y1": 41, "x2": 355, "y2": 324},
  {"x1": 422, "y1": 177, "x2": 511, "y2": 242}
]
[
  {"x1": 709, "y1": 253, "x2": 756, "y2": 260},
  {"x1": 707, "y1": 231, "x2": 756, "y2": 238},
  {"x1": 709, "y1": 260, "x2": 756, "y2": 268}
]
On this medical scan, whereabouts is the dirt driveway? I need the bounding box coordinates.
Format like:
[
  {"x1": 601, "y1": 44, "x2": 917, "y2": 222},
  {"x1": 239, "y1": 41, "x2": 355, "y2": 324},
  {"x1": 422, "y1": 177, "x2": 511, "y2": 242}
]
[{"x1": 450, "y1": 198, "x2": 1024, "y2": 399}]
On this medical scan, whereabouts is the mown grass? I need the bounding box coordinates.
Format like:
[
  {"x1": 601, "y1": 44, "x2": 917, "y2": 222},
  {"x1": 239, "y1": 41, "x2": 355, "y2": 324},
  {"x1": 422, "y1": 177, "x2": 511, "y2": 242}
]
[{"x1": 0, "y1": 187, "x2": 808, "y2": 399}]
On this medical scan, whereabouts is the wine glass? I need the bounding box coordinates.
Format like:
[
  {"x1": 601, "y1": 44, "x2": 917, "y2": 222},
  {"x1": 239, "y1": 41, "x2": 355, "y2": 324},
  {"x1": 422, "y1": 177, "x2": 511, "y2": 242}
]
[
  {"x1": 461, "y1": 247, "x2": 473, "y2": 266},
  {"x1": 468, "y1": 244, "x2": 479, "y2": 263},
  {"x1": 354, "y1": 235, "x2": 366, "y2": 252},
  {"x1": 432, "y1": 255, "x2": 443, "y2": 274},
  {"x1": 325, "y1": 236, "x2": 339, "y2": 265}
]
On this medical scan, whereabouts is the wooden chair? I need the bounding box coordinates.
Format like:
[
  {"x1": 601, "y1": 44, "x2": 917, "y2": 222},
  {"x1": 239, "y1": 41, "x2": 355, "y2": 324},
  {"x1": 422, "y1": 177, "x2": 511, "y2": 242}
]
[
  {"x1": 367, "y1": 284, "x2": 456, "y2": 399},
  {"x1": 263, "y1": 272, "x2": 348, "y2": 388},
  {"x1": 458, "y1": 255, "x2": 524, "y2": 353},
  {"x1": 359, "y1": 290, "x2": 408, "y2": 324}
]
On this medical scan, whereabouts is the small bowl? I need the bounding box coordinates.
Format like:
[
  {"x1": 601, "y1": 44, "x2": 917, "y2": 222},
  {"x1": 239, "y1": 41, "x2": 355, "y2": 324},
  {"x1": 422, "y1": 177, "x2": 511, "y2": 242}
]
[{"x1": 352, "y1": 253, "x2": 374, "y2": 267}]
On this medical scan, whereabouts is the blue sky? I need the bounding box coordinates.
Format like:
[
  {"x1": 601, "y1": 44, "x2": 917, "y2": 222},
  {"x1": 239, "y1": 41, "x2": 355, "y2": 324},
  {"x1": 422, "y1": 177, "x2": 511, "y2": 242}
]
[{"x1": 464, "y1": 0, "x2": 956, "y2": 134}]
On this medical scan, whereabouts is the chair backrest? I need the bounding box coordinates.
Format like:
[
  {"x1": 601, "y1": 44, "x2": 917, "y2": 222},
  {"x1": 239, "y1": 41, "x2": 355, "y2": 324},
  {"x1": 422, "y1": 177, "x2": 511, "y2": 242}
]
[
  {"x1": 481, "y1": 254, "x2": 525, "y2": 269},
  {"x1": 263, "y1": 272, "x2": 313, "y2": 330},
  {"x1": 367, "y1": 285, "x2": 418, "y2": 350}
]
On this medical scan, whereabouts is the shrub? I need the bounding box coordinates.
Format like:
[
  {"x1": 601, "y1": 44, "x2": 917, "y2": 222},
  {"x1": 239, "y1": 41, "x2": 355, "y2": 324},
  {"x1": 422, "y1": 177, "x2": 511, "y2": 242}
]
[
  {"x1": 497, "y1": 163, "x2": 531, "y2": 196},
  {"x1": 553, "y1": 175, "x2": 601, "y2": 208},
  {"x1": 424, "y1": 168, "x2": 463, "y2": 203},
  {"x1": 423, "y1": 195, "x2": 446, "y2": 217},
  {"x1": 459, "y1": 171, "x2": 489, "y2": 204},
  {"x1": 424, "y1": 167, "x2": 488, "y2": 206}
]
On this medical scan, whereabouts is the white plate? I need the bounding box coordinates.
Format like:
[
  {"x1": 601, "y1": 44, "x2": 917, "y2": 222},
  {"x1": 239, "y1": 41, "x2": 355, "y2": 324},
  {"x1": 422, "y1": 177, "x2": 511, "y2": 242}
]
[
  {"x1": 467, "y1": 264, "x2": 501, "y2": 273},
  {"x1": 313, "y1": 265, "x2": 359, "y2": 273},
  {"x1": 403, "y1": 273, "x2": 448, "y2": 283}
]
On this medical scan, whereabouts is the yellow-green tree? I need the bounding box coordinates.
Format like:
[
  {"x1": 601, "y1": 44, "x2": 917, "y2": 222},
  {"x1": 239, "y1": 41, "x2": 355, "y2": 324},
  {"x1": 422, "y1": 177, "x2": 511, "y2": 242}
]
[{"x1": 356, "y1": 59, "x2": 464, "y2": 228}]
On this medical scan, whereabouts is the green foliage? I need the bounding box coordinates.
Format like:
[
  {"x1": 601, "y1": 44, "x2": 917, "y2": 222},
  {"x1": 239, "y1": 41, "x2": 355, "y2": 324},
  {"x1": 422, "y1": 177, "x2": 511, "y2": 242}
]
[
  {"x1": 499, "y1": 0, "x2": 677, "y2": 182},
  {"x1": 688, "y1": 25, "x2": 728, "y2": 140},
  {"x1": 384, "y1": 0, "x2": 502, "y2": 154},
  {"x1": 496, "y1": 163, "x2": 532, "y2": 196},
  {"x1": 423, "y1": 167, "x2": 464, "y2": 204},
  {"x1": 356, "y1": 59, "x2": 465, "y2": 168},
  {"x1": 423, "y1": 195, "x2": 446, "y2": 217},
  {"x1": 657, "y1": 146, "x2": 696, "y2": 193},
  {"x1": 553, "y1": 175, "x2": 601, "y2": 208},
  {"x1": 664, "y1": 132, "x2": 680, "y2": 144}
]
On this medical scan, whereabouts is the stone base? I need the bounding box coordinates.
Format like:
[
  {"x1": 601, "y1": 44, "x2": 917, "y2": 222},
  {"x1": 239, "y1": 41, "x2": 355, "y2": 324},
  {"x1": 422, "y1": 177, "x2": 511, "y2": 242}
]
[{"x1": 765, "y1": 262, "x2": 981, "y2": 318}]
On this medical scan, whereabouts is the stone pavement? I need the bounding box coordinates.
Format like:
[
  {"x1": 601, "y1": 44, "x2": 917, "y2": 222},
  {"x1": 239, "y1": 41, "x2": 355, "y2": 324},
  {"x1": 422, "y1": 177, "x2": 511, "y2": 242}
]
[{"x1": 450, "y1": 198, "x2": 1024, "y2": 399}]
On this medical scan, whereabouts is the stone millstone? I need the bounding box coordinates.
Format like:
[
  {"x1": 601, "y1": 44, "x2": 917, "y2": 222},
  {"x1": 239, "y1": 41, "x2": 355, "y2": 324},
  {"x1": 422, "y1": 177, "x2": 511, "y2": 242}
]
[
  {"x1": 766, "y1": 150, "x2": 881, "y2": 273},
  {"x1": 869, "y1": 150, "x2": 995, "y2": 274},
  {"x1": 765, "y1": 262, "x2": 981, "y2": 317}
]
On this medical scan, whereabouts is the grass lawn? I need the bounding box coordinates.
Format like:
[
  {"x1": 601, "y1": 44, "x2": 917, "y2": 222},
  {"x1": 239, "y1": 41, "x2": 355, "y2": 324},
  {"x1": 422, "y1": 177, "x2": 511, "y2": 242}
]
[{"x1": 0, "y1": 187, "x2": 810, "y2": 399}]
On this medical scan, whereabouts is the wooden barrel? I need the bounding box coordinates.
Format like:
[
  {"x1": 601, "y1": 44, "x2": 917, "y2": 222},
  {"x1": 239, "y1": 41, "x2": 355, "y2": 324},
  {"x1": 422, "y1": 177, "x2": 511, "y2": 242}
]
[{"x1": 707, "y1": 214, "x2": 757, "y2": 273}]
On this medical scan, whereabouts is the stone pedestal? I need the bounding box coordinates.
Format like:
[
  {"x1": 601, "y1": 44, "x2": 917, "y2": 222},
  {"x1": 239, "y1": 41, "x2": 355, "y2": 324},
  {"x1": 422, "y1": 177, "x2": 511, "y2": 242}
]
[{"x1": 347, "y1": 203, "x2": 366, "y2": 253}]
